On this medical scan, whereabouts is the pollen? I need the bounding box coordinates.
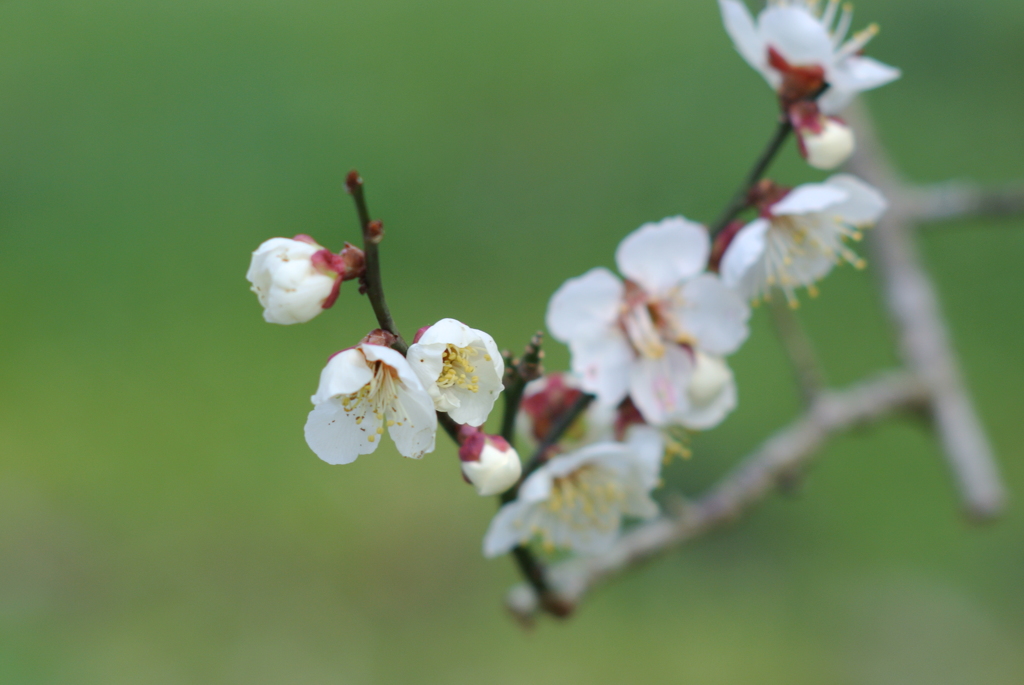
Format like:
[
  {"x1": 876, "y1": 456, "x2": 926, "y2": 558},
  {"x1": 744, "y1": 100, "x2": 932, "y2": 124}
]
[
  {"x1": 544, "y1": 465, "x2": 625, "y2": 532},
  {"x1": 437, "y1": 344, "x2": 480, "y2": 393}
]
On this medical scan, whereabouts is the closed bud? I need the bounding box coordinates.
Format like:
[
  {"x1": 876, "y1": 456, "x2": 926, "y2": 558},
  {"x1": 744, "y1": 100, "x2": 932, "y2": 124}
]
[
  {"x1": 246, "y1": 236, "x2": 342, "y2": 324},
  {"x1": 688, "y1": 351, "x2": 733, "y2": 407},
  {"x1": 458, "y1": 427, "x2": 522, "y2": 496},
  {"x1": 790, "y1": 102, "x2": 855, "y2": 170}
]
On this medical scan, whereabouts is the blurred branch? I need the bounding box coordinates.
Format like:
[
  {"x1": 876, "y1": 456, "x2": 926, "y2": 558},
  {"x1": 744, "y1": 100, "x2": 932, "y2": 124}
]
[
  {"x1": 768, "y1": 297, "x2": 826, "y2": 405},
  {"x1": 506, "y1": 371, "x2": 929, "y2": 621},
  {"x1": 844, "y1": 103, "x2": 1007, "y2": 522},
  {"x1": 906, "y1": 181, "x2": 1024, "y2": 225}
]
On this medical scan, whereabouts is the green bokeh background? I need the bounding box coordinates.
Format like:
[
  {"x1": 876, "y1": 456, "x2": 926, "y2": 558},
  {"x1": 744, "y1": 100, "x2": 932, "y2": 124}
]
[{"x1": 2, "y1": 0, "x2": 1023, "y2": 682}]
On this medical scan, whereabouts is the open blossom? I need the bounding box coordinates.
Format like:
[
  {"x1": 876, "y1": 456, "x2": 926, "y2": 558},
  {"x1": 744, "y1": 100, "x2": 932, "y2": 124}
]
[
  {"x1": 718, "y1": 0, "x2": 900, "y2": 113},
  {"x1": 546, "y1": 217, "x2": 749, "y2": 427},
  {"x1": 458, "y1": 426, "x2": 522, "y2": 496},
  {"x1": 719, "y1": 174, "x2": 887, "y2": 305},
  {"x1": 406, "y1": 319, "x2": 504, "y2": 426},
  {"x1": 304, "y1": 334, "x2": 437, "y2": 464},
  {"x1": 246, "y1": 236, "x2": 364, "y2": 325},
  {"x1": 482, "y1": 438, "x2": 661, "y2": 557}
]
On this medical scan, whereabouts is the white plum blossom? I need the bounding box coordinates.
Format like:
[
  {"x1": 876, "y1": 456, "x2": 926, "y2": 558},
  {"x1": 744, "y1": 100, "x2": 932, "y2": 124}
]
[
  {"x1": 458, "y1": 428, "x2": 522, "y2": 497},
  {"x1": 546, "y1": 217, "x2": 750, "y2": 428},
  {"x1": 247, "y1": 236, "x2": 341, "y2": 325},
  {"x1": 720, "y1": 174, "x2": 887, "y2": 305},
  {"x1": 304, "y1": 339, "x2": 437, "y2": 464},
  {"x1": 718, "y1": 0, "x2": 900, "y2": 114},
  {"x1": 482, "y1": 437, "x2": 661, "y2": 557},
  {"x1": 406, "y1": 319, "x2": 504, "y2": 426}
]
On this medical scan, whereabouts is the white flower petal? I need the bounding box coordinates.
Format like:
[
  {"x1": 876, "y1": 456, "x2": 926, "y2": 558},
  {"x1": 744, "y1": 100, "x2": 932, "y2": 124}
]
[
  {"x1": 820, "y1": 56, "x2": 901, "y2": 114},
  {"x1": 719, "y1": 0, "x2": 772, "y2": 83},
  {"x1": 758, "y1": 5, "x2": 835, "y2": 67},
  {"x1": 824, "y1": 174, "x2": 888, "y2": 224},
  {"x1": 304, "y1": 399, "x2": 382, "y2": 465},
  {"x1": 628, "y1": 345, "x2": 693, "y2": 426},
  {"x1": 624, "y1": 425, "x2": 666, "y2": 490},
  {"x1": 407, "y1": 342, "x2": 447, "y2": 404},
  {"x1": 386, "y1": 384, "x2": 437, "y2": 459},
  {"x1": 772, "y1": 183, "x2": 848, "y2": 216},
  {"x1": 570, "y1": 333, "x2": 633, "y2": 407},
  {"x1": 517, "y1": 467, "x2": 554, "y2": 504},
  {"x1": 310, "y1": 349, "x2": 374, "y2": 404},
  {"x1": 615, "y1": 217, "x2": 710, "y2": 295},
  {"x1": 482, "y1": 500, "x2": 532, "y2": 558},
  {"x1": 720, "y1": 218, "x2": 770, "y2": 292},
  {"x1": 546, "y1": 268, "x2": 624, "y2": 343},
  {"x1": 677, "y1": 274, "x2": 751, "y2": 356},
  {"x1": 362, "y1": 343, "x2": 430, "y2": 396}
]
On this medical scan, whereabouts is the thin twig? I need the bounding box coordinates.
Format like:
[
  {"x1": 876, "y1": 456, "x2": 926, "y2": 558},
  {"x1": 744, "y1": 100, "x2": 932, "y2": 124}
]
[
  {"x1": 505, "y1": 371, "x2": 929, "y2": 620},
  {"x1": 768, "y1": 297, "x2": 826, "y2": 405},
  {"x1": 844, "y1": 104, "x2": 1006, "y2": 522},
  {"x1": 345, "y1": 170, "x2": 408, "y2": 355},
  {"x1": 709, "y1": 116, "x2": 793, "y2": 237}
]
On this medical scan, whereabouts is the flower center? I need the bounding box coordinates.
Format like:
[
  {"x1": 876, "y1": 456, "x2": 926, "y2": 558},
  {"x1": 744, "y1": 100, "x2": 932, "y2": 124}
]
[
  {"x1": 437, "y1": 344, "x2": 480, "y2": 393},
  {"x1": 338, "y1": 360, "x2": 409, "y2": 443},
  {"x1": 543, "y1": 465, "x2": 625, "y2": 531}
]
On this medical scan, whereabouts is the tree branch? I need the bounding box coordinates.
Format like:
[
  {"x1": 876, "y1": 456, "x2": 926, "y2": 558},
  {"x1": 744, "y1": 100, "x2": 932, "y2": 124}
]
[
  {"x1": 709, "y1": 116, "x2": 793, "y2": 237},
  {"x1": 843, "y1": 104, "x2": 1007, "y2": 521},
  {"x1": 345, "y1": 170, "x2": 408, "y2": 355},
  {"x1": 505, "y1": 370, "x2": 929, "y2": 621},
  {"x1": 907, "y1": 181, "x2": 1024, "y2": 225}
]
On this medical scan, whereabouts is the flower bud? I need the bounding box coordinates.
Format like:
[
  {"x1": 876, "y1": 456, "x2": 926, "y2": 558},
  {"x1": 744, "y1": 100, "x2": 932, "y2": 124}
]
[
  {"x1": 688, "y1": 351, "x2": 733, "y2": 408},
  {"x1": 458, "y1": 427, "x2": 522, "y2": 496},
  {"x1": 790, "y1": 102, "x2": 855, "y2": 170},
  {"x1": 247, "y1": 237, "x2": 341, "y2": 324}
]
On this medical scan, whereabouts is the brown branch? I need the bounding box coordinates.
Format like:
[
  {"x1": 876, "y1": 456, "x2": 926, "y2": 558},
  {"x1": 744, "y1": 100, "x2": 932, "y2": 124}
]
[
  {"x1": 506, "y1": 371, "x2": 929, "y2": 620},
  {"x1": 345, "y1": 170, "x2": 408, "y2": 355},
  {"x1": 844, "y1": 104, "x2": 1007, "y2": 521},
  {"x1": 709, "y1": 116, "x2": 793, "y2": 237}
]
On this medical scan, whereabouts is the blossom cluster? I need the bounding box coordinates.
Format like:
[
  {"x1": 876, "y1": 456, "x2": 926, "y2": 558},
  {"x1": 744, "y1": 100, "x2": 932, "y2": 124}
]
[{"x1": 245, "y1": 0, "x2": 897, "y2": 566}]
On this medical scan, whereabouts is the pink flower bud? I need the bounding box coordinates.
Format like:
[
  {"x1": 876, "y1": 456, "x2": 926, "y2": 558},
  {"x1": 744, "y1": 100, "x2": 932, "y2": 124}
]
[
  {"x1": 457, "y1": 426, "x2": 522, "y2": 496},
  {"x1": 789, "y1": 102, "x2": 855, "y2": 170}
]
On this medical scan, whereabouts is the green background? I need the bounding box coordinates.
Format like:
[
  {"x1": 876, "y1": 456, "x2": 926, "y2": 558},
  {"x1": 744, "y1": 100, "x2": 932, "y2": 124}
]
[{"x1": 2, "y1": 0, "x2": 1023, "y2": 682}]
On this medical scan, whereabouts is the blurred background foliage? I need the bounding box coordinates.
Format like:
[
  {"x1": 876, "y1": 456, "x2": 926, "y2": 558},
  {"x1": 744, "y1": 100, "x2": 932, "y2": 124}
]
[{"x1": 1, "y1": 0, "x2": 1022, "y2": 682}]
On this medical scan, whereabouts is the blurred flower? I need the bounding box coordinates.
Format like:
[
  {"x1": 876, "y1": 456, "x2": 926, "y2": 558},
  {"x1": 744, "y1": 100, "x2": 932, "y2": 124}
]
[
  {"x1": 246, "y1": 235, "x2": 364, "y2": 325},
  {"x1": 406, "y1": 319, "x2": 504, "y2": 426},
  {"x1": 719, "y1": 174, "x2": 888, "y2": 305},
  {"x1": 304, "y1": 333, "x2": 437, "y2": 464},
  {"x1": 718, "y1": 0, "x2": 900, "y2": 113},
  {"x1": 517, "y1": 373, "x2": 616, "y2": 448},
  {"x1": 458, "y1": 426, "x2": 522, "y2": 496},
  {"x1": 546, "y1": 217, "x2": 749, "y2": 427},
  {"x1": 482, "y1": 438, "x2": 661, "y2": 557},
  {"x1": 789, "y1": 101, "x2": 855, "y2": 170}
]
